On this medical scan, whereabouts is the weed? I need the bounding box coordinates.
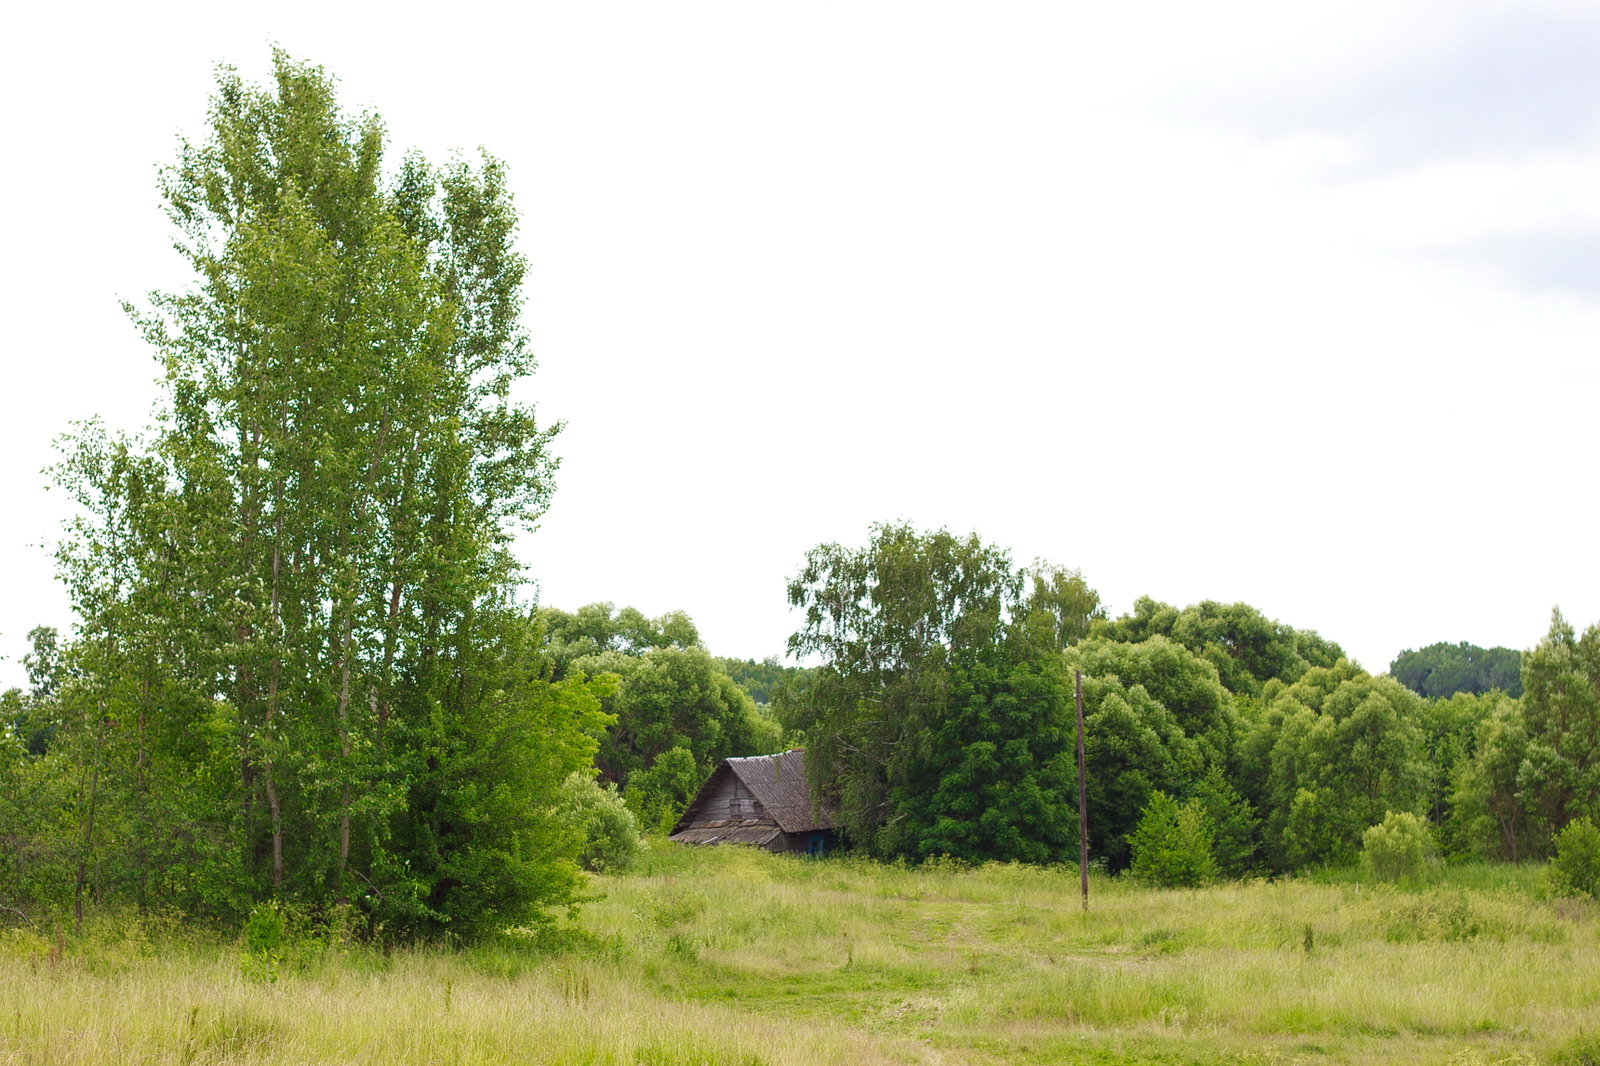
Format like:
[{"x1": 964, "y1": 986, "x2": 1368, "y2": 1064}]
[{"x1": 1383, "y1": 890, "x2": 1500, "y2": 942}]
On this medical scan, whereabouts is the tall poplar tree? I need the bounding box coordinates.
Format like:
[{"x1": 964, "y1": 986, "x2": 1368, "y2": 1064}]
[{"x1": 52, "y1": 52, "x2": 605, "y2": 935}]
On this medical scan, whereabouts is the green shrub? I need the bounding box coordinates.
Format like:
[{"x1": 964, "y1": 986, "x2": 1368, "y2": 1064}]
[
  {"x1": 625, "y1": 747, "x2": 702, "y2": 835},
  {"x1": 558, "y1": 773, "x2": 647, "y2": 874},
  {"x1": 241, "y1": 902, "x2": 285, "y2": 983},
  {"x1": 1360, "y1": 811, "x2": 1437, "y2": 882},
  {"x1": 1128, "y1": 791, "x2": 1218, "y2": 888},
  {"x1": 1192, "y1": 766, "x2": 1259, "y2": 877},
  {"x1": 1283, "y1": 788, "x2": 1349, "y2": 870},
  {"x1": 1548, "y1": 817, "x2": 1600, "y2": 899},
  {"x1": 1381, "y1": 889, "x2": 1496, "y2": 942}
]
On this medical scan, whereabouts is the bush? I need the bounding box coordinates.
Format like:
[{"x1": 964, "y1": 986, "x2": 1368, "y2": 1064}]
[
  {"x1": 1192, "y1": 766, "x2": 1259, "y2": 877},
  {"x1": 625, "y1": 747, "x2": 702, "y2": 835},
  {"x1": 1548, "y1": 817, "x2": 1600, "y2": 899},
  {"x1": 1128, "y1": 791, "x2": 1218, "y2": 888},
  {"x1": 557, "y1": 773, "x2": 647, "y2": 874},
  {"x1": 1360, "y1": 811, "x2": 1437, "y2": 882},
  {"x1": 1283, "y1": 788, "x2": 1349, "y2": 870},
  {"x1": 241, "y1": 902, "x2": 285, "y2": 983}
]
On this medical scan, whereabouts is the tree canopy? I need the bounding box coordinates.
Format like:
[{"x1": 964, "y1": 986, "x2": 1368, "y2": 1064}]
[
  {"x1": 1391, "y1": 641, "x2": 1523, "y2": 699},
  {"x1": 538, "y1": 603, "x2": 700, "y2": 679},
  {"x1": 780, "y1": 523, "x2": 1095, "y2": 863},
  {"x1": 534, "y1": 602, "x2": 782, "y2": 828},
  {"x1": 1094, "y1": 597, "x2": 1343, "y2": 697}
]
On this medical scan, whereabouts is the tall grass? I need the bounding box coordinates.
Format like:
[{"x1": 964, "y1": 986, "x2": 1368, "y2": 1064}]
[{"x1": 2, "y1": 846, "x2": 1593, "y2": 1064}]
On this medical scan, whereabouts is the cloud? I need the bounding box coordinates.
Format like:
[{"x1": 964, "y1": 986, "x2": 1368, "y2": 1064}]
[
  {"x1": 1216, "y1": 6, "x2": 1600, "y2": 170},
  {"x1": 1447, "y1": 228, "x2": 1600, "y2": 297}
]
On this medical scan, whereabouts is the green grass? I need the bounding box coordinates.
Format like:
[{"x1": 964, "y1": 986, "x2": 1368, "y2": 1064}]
[{"x1": 2, "y1": 847, "x2": 1596, "y2": 1064}]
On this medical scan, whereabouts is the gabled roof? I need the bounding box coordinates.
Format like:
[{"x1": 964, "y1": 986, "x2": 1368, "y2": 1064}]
[
  {"x1": 724, "y1": 749, "x2": 836, "y2": 834},
  {"x1": 671, "y1": 748, "x2": 838, "y2": 837}
]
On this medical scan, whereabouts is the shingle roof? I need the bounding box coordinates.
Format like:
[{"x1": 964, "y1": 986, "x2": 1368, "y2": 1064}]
[
  {"x1": 723, "y1": 749, "x2": 837, "y2": 834},
  {"x1": 670, "y1": 823, "x2": 783, "y2": 847}
]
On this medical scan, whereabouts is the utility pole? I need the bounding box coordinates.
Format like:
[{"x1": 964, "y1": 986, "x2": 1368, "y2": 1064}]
[{"x1": 1077, "y1": 669, "x2": 1088, "y2": 911}]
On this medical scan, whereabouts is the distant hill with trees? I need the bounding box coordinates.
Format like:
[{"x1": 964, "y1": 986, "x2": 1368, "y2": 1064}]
[
  {"x1": 716, "y1": 656, "x2": 813, "y2": 706},
  {"x1": 1391, "y1": 642, "x2": 1523, "y2": 698}
]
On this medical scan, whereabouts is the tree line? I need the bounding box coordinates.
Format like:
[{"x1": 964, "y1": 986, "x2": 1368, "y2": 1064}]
[{"x1": 775, "y1": 522, "x2": 1593, "y2": 877}]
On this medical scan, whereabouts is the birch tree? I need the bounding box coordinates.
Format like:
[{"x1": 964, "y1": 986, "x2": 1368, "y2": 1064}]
[{"x1": 52, "y1": 52, "x2": 603, "y2": 934}]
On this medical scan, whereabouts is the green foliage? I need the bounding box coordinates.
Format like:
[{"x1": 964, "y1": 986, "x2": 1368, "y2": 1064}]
[
  {"x1": 1414, "y1": 690, "x2": 1502, "y2": 852},
  {"x1": 715, "y1": 655, "x2": 812, "y2": 707},
  {"x1": 1391, "y1": 641, "x2": 1523, "y2": 699},
  {"x1": 383, "y1": 621, "x2": 612, "y2": 938},
  {"x1": 1449, "y1": 694, "x2": 1536, "y2": 861},
  {"x1": 1445, "y1": 612, "x2": 1600, "y2": 866},
  {"x1": 1092, "y1": 596, "x2": 1343, "y2": 697},
  {"x1": 1074, "y1": 635, "x2": 1236, "y2": 765},
  {"x1": 22, "y1": 626, "x2": 62, "y2": 702},
  {"x1": 3, "y1": 628, "x2": 64, "y2": 758},
  {"x1": 1060, "y1": 646, "x2": 1203, "y2": 870},
  {"x1": 1237, "y1": 661, "x2": 1428, "y2": 869},
  {"x1": 1380, "y1": 888, "x2": 1498, "y2": 942},
  {"x1": 1191, "y1": 766, "x2": 1259, "y2": 877},
  {"x1": 625, "y1": 747, "x2": 702, "y2": 834},
  {"x1": 1021, "y1": 561, "x2": 1105, "y2": 649},
  {"x1": 1360, "y1": 811, "x2": 1437, "y2": 882},
  {"x1": 890, "y1": 650, "x2": 1074, "y2": 864},
  {"x1": 1282, "y1": 788, "x2": 1344, "y2": 869},
  {"x1": 744, "y1": 703, "x2": 784, "y2": 757},
  {"x1": 242, "y1": 902, "x2": 286, "y2": 983},
  {"x1": 539, "y1": 603, "x2": 701, "y2": 680},
  {"x1": 784, "y1": 524, "x2": 1089, "y2": 863},
  {"x1": 1515, "y1": 610, "x2": 1600, "y2": 842},
  {"x1": 540, "y1": 607, "x2": 777, "y2": 809},
  {"x1": 30, "y1": 52, "x2": 596, "y2": 938},
  {"x1": 0, "y1": 742, "x2": 76, "y2": 916},
  {"x1": 556, "y1": 772, "x2": 646, "y2": 873},
  {"x1": 1127, "y1": 791, "x2": 1218, "y2": 887},
  {"x1": 580, "y1": 645, "x2": 763, "y2": 790},
  {"x1": 1548, "y1": 817, "x2": 1600, "y2": 899}
]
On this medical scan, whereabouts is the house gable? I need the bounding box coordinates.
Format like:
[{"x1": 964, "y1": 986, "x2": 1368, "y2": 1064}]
[{"x1": 668, "y1": 749, "x2": 839, "y2": 853}]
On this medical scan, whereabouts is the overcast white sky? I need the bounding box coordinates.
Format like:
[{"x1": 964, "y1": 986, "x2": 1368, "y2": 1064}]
[{"x1": 2, "y1": 0, "x2": 1597, "y2": 686}]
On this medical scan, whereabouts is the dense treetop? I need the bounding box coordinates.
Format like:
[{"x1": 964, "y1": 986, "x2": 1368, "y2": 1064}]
[
  {"x1": 1093, "y1": 596, "x2": 1344, "y2": 696},
  {"x1": 537, "y1": 603, "x2": 701, "y2": 680},
  {"x1": 1391, "y1": 641, "x2": 1523, "y2": 699}
]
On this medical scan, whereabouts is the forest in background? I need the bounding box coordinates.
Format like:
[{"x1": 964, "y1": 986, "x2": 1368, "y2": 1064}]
[
  {"x1": 775, "y1": 523, "x2": 1593, "y2": 881},
  {"x1": 3, "y1": 52, "x2": 1596, "y2": 943}
]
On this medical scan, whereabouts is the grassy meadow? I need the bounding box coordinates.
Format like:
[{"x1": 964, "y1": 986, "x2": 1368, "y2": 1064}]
[{"x1": 4, "y1": 845, "x2": 1599, "y2": 1066}]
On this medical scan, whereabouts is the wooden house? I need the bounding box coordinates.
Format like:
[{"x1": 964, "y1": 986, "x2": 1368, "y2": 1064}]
[{"x1": 668, "y1": 749, "x2": 839, "y2": 855}]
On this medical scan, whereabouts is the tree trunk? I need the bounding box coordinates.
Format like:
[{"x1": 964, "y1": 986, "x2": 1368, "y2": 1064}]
[
  {"x1": 73, "y1": 700, "x2": 106, "y2": 933},
  {"x1": 336, "y1": 617, "x2": 354, "y2": 887}
]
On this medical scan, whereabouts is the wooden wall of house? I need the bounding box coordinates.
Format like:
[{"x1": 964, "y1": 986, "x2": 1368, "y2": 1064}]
[
  {"x1": 771, "y1": 830, "x2": 838, "y2": 855},
  {"x1": 685, "y1": 770, "x2": 765, "y2": 825}
]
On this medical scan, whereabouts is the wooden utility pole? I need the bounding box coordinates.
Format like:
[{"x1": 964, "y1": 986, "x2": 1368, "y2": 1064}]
[{"x1": 1076, "y1": 669, "x2": 1088, "y2": 911}]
